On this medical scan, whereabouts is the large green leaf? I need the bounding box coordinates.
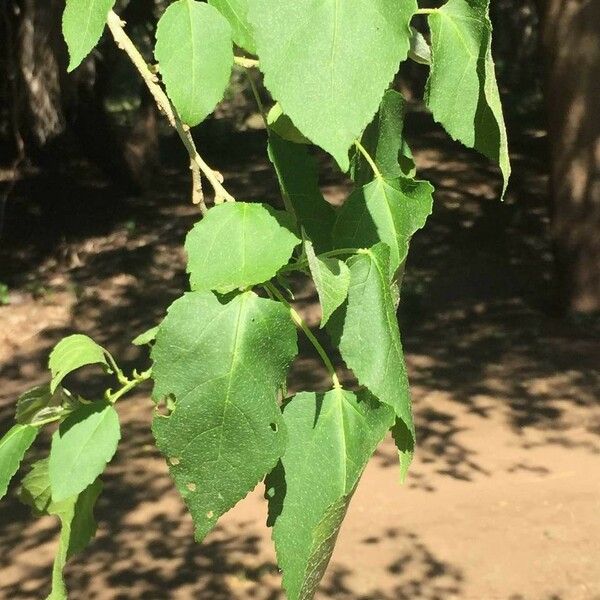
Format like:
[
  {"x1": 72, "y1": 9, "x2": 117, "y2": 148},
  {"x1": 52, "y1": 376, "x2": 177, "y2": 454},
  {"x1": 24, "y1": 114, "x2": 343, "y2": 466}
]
[
  {"x1": 267, "y1": 389, "x2": 394, "y2": 600},
  {"x1": 425, "y1": 0, "x2": 510, "y2": 194},
  {"x1": 0, "y1": 424, "x2": 38, "y2": 499},
  {"x1": 329, "y1": 244, "x2": 414, "y2": 437},
  {"x1": 20, "y1": 460, "x2": 102, "y2": 600},
  {"x1": 249, "y1": 0, "x2": 417, "y2": 169},
  {"x1": 49, "y1": 334, "x2": 108, "y2": 394},
  {"x1": 333, "y1": 177, "x2": 433, "y2": 278},
  {"x1": 152, "y1": 291, "x2": 297, "y2": 540},
  {"x1": 268, "y1": 133, "x2": 336, "y2": 254},
  {"x1": 305, "y1": 240, "x2": 350, "y2": 328},
  {"x1": 62, "y1": 0, "x2": 116, "y2": 72},
  {"x1": 208, "y1": 0, "x2": 255, "y2": 52},
  {"x1": 49, "y1": 401, "x2": 120, "y2": 501},
  {"x1": 350, "y1": 90, "x2": 415, "y2": 185},
  {"x1": 155, "y1": 0, "x2": 234, "y2": 126},
  {"x1": 185, "y1": 202, "x2": 300, "y2": 293}
]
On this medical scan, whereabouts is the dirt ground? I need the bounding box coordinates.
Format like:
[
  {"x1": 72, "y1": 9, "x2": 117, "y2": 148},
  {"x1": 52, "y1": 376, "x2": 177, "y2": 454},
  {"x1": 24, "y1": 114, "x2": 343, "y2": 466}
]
[{"x1": 0, "y1": 110, "x2": 599, "y2": 600}]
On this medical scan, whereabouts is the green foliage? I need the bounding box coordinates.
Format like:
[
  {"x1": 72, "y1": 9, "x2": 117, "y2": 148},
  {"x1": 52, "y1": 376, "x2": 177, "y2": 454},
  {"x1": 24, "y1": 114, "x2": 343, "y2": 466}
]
[
  {"x1": 151, "y1": 291, "x2": 297, "y2": 540},
  {"x1": 49, "y1": 334, "x2": 108, "y2": 393},
  {"x1": 305, "y1": 240, "x2": 350, "y2": 327},
  {"x1": 155, "y1": 0, "x2": 234, "y2": 126},
  {"x1": 267, "y1": 133, "x2": 336, "y2": 254},
  {"x1": 1, "y1": 1, "x2": 512, "y2": 597},
  {"x1": 49, "y1": 401, "x2": 120, "y2": 501},
  {"x1": 0, "y1": 424, "x2": 38, "y2": 499},
  {"x1": 21, "y1": 459, "x2": 102, "y2": 600},
  {"x1": 63, "y1": 0, "x2": 116, "y2": 71},
  {"x1": 186, "y1": 202, "x2": 300, "y2": 293},
  {"x1": 267, "y1": 390, "x2": 394, "y2": 600},
  {"x1": 248, "y1": 0, "x2": 417, "y2": 169},
  {"x1": 425, "y1": 0, "x2": 510, "y2": 193},
  {"x1": 329, "y1": 244, "x2": 414, "y2": 437},
  {"x1": 334, "y1": 177, "x2": 434, "y2": 278},
  {"x1": 209, "y1": 0, "x2": 256, "y2": 53}
]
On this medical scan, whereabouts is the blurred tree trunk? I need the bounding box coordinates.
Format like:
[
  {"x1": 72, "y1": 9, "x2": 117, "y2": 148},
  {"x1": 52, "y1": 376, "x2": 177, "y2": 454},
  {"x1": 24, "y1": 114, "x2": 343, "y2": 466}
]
[
  {"x1": 539, "y1": 0, "x2": 600, "y2": 314},
  {"x1": 1, "y1": 0, "x2": 158, "y2": 190}
]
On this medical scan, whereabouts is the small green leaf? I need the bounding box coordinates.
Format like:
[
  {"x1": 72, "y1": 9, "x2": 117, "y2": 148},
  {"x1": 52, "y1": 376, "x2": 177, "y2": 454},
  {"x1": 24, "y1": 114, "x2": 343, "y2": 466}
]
[
  {"x1": 132, "y1": 326, "x2": 159, "y2": 346},
  {"x1": 155, "y1": 0, "x2": 234, "y2": 126},
  {"x1": 350, "y1": 90, "x2": 414, "y2": 185},
  {"x1": 268, "y1": 133, "x2": 336, "y2": 254},
  {"x1": 43, "y1": 476, "x2": 102, "y2": 600},
  {"x1": 152, "y1": 291, "x2": 297, "y2": 540},
  {"x1": 305, "y1": 240, "x2": 350, "y2": 327},
  {"x1": 425, "y1": 0, "x2": 510, "y2": 194},
  {"x1": 0, "y1": 424, "x2": 38, "y2": 499},
  {"x1": 49, "y1": 401, "x2": 120, "y2": 502},
  {"x1": 19, "y1": 458, "x2": 52, "y2": 514},
  {"x1": 185, "y1": 202, "x2": 301, "y2": 293},
  {"x1": 268, "y1": 389, "x2": 394, "y2": 600},
  {"x1": 334, "y1": 177, "x2": 434, "y2": 278},
  {"x1": 48, "y1": 334, "x2": 108, "y2": 394},
  {"x1": 267, "y1": 104, "x2": 311, "y2": 145},
  {"x1": 16, "y1": 384, "x2": 80, "y2": 426},
  {"x1": 408, "y1": 26, "x2": 431, "y2": 65},
  {"x1": 208, "y1": 0, "x2": 255, "y2": 53},
  {"x1": 62, "y1": 0, "x2": 117, "y2": 71},
  {"x1": 249, "y1": 0, "x2": 417, "y2": 169},
  {"x1": 328, "y1": 244, "x2": 414, "y2": 438}
]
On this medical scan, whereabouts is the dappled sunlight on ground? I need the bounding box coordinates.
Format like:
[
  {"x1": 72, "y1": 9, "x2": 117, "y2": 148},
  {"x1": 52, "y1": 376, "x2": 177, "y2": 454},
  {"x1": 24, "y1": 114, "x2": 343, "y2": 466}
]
[{"x1": 1, "y1": 110, "x2": 599, "y2": 599}]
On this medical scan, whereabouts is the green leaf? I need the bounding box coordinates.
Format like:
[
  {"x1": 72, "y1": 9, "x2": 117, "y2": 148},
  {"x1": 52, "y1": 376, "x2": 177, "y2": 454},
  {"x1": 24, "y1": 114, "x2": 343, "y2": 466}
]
[
  {"x1": 408, "y1": 26, "x2": 431, "y2": 65},
  {"x1": 185, "y1": 202, "x2": 301, "y2": 293},
  {"x1": 62, "y1": 0, "x2": 116, "y2": 72},
  {"x1": 132, "y1": 325, "x2": 159, "y2": 346},
  {"x1": 391, "y1": 418, "x2": 414, "y2": 484},
  {"x1": 48, "y1": 334, "x2": 108, "y2": 394},
  {"x1": 350, "y1": 90, "x2": 413, "y2": 185},
  {"x1": 267, "y1": 389, "x2": 394, "y2": 600},
  {"x1": 268, "y1": 133, "x2": 336, "y2": 254},
  {"x1": 19, "y1": 458, "x2": 52, "y2": 514},
  {"x1": 151, "y1": 291, "x2": 297, "y2": 540},
  {"x1": 333, "y1": 177, "x2": 434, "y2": 278},
  {"x1": 267, "y1": 104, "x2": 311, "y2": 145},
  {"x1": 0, "y1": 424, "x2": 38, "y2": 499},
  {"x1": 249, "y1": 0, "x2": 417, "y2": 169},
  {"x1": 329, "y1": 244, "x2": 414, "y2": 438},
  {"x1": 305, "y1": 240, "x2": 350, "y2": 328},
  {"x1": 425, "y1": 0, "x2": 510, "y2": 194},
  {"x1": 208, "y1": 0, "x2": 255, "y2": 53},
  {"x1": 49, "y1": 401, "x2": 120, "y2": 502},
  {"x1": 40, "y1": 473, "x2": 102, "y2": 600},
  {"x1": 155, "y1": 0, "x2": 234, "y2": 126},
  {"x1": 16, "y1": 384, "x2": 80, "y2": 426}
]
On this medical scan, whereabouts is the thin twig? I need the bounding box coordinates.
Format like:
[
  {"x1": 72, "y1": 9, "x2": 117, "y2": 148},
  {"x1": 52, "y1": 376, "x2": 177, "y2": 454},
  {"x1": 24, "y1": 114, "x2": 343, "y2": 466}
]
[
  {"x1": 106, "y1": 10, "x2": 235, "y2": 204},
  {"x1": 191, "y1": 159, "x2": 206, "y2": 214},
  {"x1": 234, "y1": 56, "x2": 259, "y2": 69}
]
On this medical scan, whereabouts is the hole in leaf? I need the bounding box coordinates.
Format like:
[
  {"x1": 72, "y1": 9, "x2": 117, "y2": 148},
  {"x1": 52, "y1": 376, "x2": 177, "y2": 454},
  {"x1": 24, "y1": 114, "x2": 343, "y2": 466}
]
[
  {"x1": 269, "y1": 422, "x2": 278, "y2": 432},
  {"x1": 169, "y1": 457, "x2": 180, "y2": 466}
]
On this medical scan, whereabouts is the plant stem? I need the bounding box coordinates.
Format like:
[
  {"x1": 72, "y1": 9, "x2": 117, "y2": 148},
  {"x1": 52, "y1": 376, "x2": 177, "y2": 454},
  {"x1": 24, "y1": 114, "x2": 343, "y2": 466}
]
[
  {"x1": 265, "y1": 283, "x2": 341, "y2": 389},
  {"x1": 354, "y1": 139, "x2": 383, "y2": 180},
  {"x1": 282, "y1": 247, "x2": 361, "y2": 273},
  {"x1": 415, "y1": 8, "x2": 437, "y2": 15},
  {"x1": 106, "y1": 10, "x2": 235, "y2": 205},
  {"x1": 106, "y1": 368, "x2": 153, "y2": 405}
]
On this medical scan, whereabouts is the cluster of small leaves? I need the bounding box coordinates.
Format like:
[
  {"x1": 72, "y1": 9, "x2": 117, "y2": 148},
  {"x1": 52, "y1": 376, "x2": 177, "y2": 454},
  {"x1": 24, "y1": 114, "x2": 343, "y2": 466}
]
[{"x1": 0, "y1": 0, "x2": 509, "y2": 598}]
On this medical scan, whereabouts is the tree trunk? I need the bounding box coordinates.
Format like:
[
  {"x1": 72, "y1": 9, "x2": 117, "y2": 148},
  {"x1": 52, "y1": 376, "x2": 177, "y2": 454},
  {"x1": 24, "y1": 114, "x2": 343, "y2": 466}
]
[{"x1": 540, "y1": 0, "x2": 600, "y2": 314}]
